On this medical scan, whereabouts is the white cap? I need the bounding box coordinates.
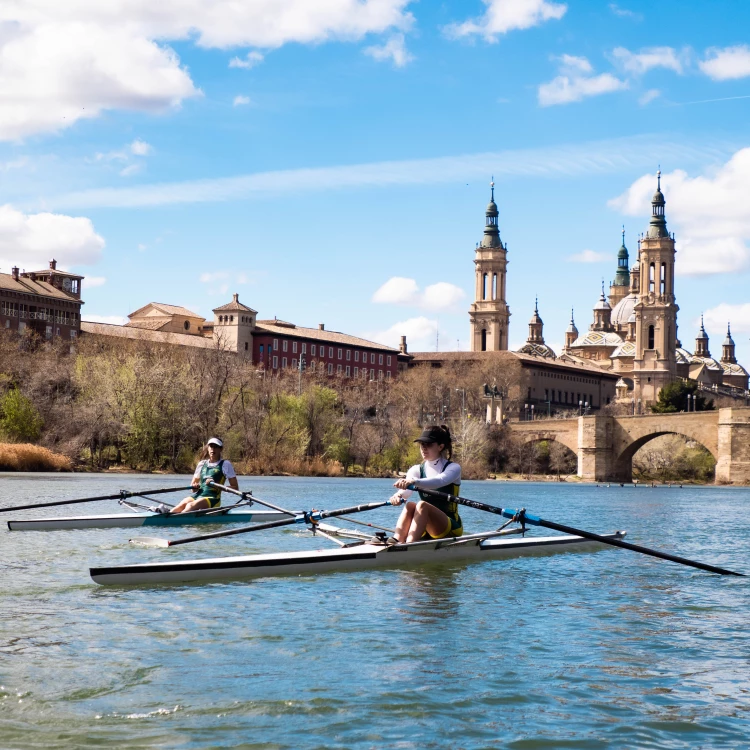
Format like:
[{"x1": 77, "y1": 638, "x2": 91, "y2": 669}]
[{"x1": 207, "y1": 437, "x2": 223, "y2": 448}]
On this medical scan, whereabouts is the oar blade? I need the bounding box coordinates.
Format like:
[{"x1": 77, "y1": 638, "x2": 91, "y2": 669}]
[{"x1": 130, "y1": 537, "x2": 171, "y2": 548}]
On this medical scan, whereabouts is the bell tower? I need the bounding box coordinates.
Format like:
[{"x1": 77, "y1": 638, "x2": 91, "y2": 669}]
[
  {"x1": 632, "y1": 170, "x2": 679, "y2": 404},
  {"x1": 469, "y1": 180, "x2": 510, "y2": 351}
]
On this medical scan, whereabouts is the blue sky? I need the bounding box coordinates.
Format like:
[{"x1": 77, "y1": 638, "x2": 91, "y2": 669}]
[{"x1": 1, "y1": 0, "x2": 749, "y2": 362}]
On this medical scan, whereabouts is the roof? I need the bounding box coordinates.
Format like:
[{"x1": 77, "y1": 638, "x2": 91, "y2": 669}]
[
  {"x1": 570, "y1": 331, "x2": 623, "y2": 348},
  {"x1": 128, "y1": 302, "x2": 203, "y2": 319},
  {"x1": 611, "y1": 340, "x2": 635, "y2": 358},
  {"x1": 254, "y1": 322, "x2": 399, "y2": 352},
  {"x1": 213, "y1": 294, "x2": 257, "y2": 314},
  {"x1": 81, "y1": 321, "x2": 215, "y2": 349},
  {"x1": 611, "y1": 293, "x2": 636, "y2": 327},
  {"x1": 675, "y1": 347, "x2": 692, "y2": 365},
  {"x1": 124, "y1": 318, "x2": 171, "y2": 331},
  {"x1": 25, "y1": 269, "x2": 83, "y2": 278},
  {"x1": 689, "y1": 354, "x2": 722, "y2": 371},
  {"x1": 722, "y1": 361, "x2": 748, "y2": 377},
  {"x1": 517, "y1": 342, "x2": 556, "y2": 359},
  {"x1": 0, "y1": 272, "x2": 83, "y2": 303}
]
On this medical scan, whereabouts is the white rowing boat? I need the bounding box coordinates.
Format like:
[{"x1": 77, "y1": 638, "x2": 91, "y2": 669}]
[
  {"x1": 8, "y1": 508, "x2": 288, "y2": 531},
  {"x1": 89, "y1": 528, "x2": 627, "y2": 585}
]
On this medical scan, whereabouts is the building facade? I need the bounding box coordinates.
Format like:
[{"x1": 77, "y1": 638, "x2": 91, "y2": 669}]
[{"x1": 0, "y1": 259, "x2": 83, "y2": 340}]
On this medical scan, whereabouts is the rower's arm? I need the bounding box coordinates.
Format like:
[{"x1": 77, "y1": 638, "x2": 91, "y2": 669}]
[
  {"x1": 228, "y1": 477, "x2": 239, "y2": 491},
  {"x1": 410, "y1": 461, "x2": 461, "y2": 490}
]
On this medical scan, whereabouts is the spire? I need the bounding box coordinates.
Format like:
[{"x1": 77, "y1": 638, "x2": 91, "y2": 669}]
[
  {"x1": 614, "y1": 226, "x2": 630, "y2": 286},
  {"x1": 694, "y1": 314, "x2": 710, "y2": 358},
  {"x1": 527, "y1": 299, "x2": 544, "y2": 343},
  {"x1": 724, "y1": 322, "x2": 735, "y2": 346},
  {"x1": 722, "y1": 322, "x2": 737, "y2": 364},
  {"x1": 479, "y1": 177, "x2": 502, "y2": 249},
  {"x1": 566, "y1": 308, "x2": 578, "y2": 334},
  {"x1": 647, "y1": 168, "x2": 669, "y2": 239}
]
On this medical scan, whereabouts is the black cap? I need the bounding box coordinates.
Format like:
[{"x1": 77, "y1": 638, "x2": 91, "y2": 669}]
[{"x1": 414, "y1": 427, "x2": 447, "y2": 444}]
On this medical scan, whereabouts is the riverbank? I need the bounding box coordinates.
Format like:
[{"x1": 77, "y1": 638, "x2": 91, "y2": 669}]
[{"x1": 0, "y1": 443, "x2": 71, "y2": 472}]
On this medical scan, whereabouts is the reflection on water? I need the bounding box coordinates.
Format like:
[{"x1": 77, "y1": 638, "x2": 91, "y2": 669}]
[{"x1": 0, "y1": 474, "x2": 749, "y2": 748}]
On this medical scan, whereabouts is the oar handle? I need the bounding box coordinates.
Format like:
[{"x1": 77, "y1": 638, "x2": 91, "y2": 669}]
[
  {"x1": 161, "y1": 501, "x2": 390, "y2": 547},
  {"x1": 414, "y1": 487, "x2": 744, "y2": 577},
  {"x1": 0, "y1": 485, "x2": 194, "y2": 514}
]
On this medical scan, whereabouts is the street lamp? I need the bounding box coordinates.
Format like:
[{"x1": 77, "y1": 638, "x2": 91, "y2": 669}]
[
  {"x1": 455, "y1": 388, "x2": 466, "y2": 419},
  {"x1": 530, "y1": 404, "x2": 535, "y2": 421},
  {"x1": 578, "y1": 399, "x2": 583, "y2": 416}
]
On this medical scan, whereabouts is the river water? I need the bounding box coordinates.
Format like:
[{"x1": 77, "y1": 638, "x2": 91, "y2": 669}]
[{"x1": 0, "y1": 474, "x2": 749, "y2": 749}]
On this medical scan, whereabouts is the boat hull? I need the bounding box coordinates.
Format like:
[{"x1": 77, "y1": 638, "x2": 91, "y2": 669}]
[
  {"x1": 90, "y1": 532, "x2": 626, "y2": 585},
  {"x1": 8, "y1": 509, "x2": 287, "y2": 531}
]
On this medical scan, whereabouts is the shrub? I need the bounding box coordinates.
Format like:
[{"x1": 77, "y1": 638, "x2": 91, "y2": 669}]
[{"x1": 0, "y1": 389, "x2": 43, "y2": 441}]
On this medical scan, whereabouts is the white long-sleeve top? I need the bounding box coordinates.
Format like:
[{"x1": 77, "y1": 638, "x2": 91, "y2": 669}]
[{"x1": 397, "y1": 457, "x2": 461, "y2": 501}]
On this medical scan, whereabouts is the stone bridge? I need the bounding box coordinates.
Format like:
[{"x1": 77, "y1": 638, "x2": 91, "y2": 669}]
[{"x1": 508, "y1": 407, "x2": 750, "y2": 484}]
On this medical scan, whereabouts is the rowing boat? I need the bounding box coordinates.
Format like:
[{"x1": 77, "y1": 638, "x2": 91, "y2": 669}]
[
  {"x1": 90, "y1": 528, "x2": 627, "y2": 585},
  {"x1": 8, "y1": 508, "x2": 288, "y2": 531}
]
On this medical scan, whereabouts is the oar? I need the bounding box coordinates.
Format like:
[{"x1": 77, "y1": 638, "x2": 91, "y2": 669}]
[
  {"x1": 131, "y1": 501, "x2": 389, "y2": 548},
  {"x1": 0, "y1": 485, "x2": 194, "y2": 514},
  {"x1": 206, "y1": 481, "x2": 297, "y2": 517},
  {"x1": 414, "y1": 487, "x2": 744, "y2": 577}
]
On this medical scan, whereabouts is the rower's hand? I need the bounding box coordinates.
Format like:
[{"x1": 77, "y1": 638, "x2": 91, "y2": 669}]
[
  {"x1": 191, "y1": 478, "x2": 201, "y2": 490},
  {"x1": 389, "y1": 493, "x2": 405, "y2": 506},
  {"x1": 393, "y1": 478, "x2": 412, "y2": 491}
]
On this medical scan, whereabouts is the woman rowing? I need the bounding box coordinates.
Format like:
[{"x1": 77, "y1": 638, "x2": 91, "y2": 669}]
[
  {"x1": 389, "y1": 424, "x2": 462, "y2": 543},
  {"x1": 171, "y1": 437, "x2": 239, "y2": 514}
]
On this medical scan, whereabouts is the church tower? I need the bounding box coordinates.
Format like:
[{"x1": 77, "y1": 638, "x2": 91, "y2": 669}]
[
  {"x1": 469, "y1": 181, "x2": 510, "y2": 351},
  {"x1": 632, "y1": 171, "x2": 679, "y2": 403},
  {"x1": 694, "y1": 316, "x2": 711, "y2": 358},
  {"x1": 564, "y1": 309, "x2": 578, "y2": 351},
  {"x1": 609, "y1": 227, "x2": 630, "y2": 309},
  {"x1": 721, "y1": 323, "x2": 737, "y2": 364}
]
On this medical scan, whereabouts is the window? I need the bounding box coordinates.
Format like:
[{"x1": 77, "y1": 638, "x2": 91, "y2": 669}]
[
  {"x1": 648, "y1": 325, "x2": 655, "y2": 349},
  {"x1": 184, "y1": 320, "x2": 190, "y2": 331},
  {"x1": 337, "y1": 364, "x2": 342, "y2": 374},
  {"x1": 311, "y1": 344, "x2": 316, "y2": 355},
  {"x1": 370, "y1": 353, "x2": 375, "y2": 364},
  {"x1": 283, "y1": 340, "x2": 288, "y2": 352},
  {"x1": 355, "y1": 351, "x2": 360, "y2": 362},
  {"x1": 481, "y1": 329, "x2": 487, "y2": 351},
  {"x1": 370, "y1": 368, "x2": 375, "y2": 380},
  {"x1": 328, "y1": 363, "x2": 333, "y2": 375},
  {"x1": 337, "y1": 348, "x2": 342, "y2": 359},
  {"x1": 660, "y1": 262, "x2": 666, "y2": 295},
  {"x1": 45, "y1": 325, "x2": 52, "y2": 339},
  {"x1": 273, "y1": 356, "x2": 278, "y2": 368},
  {"x1": 346, "y1": 350, "x2": 351, "y2": 361},
  {"x1": 310, "y1": 361, "x2": 316, "y2": 372},
  {"x1": 230, "y1": 315, "x2": 233, "y2": 322},
  {"x1": 378, "y1": 370, "x2": 383, "y2": 380},
  {"x1": 346, "y1": 366, "x2": 351, "y2": 376},
  {"x1": 302, "y1": 343, "x2": 307, "y2": 354},
  {"x1": 354, "y1": 367, "x2": 359, "y2": 377},
  {"x1": 282, "y1": 357, "x2": 287, "y2": 368},
  {"x1": 293, "y1": 341, "x2": 298, "y2": 354},
  {"x1": 260, "y1": 344, "x2": 264, "y2": 353},
  {"x1": 329, "y1": 347, "x2": 334, "y2": 358},
  {"x1": 386, "y1": 372, "x2": 391, "y2": 380},
  {"x1": 379, "y1": 354, "x2": 383, "y2": 365},
  {"x1": 70, "y1": 329, "x2": 77, "y2": 339},
  {"x1": 292, "y1": 358, "x2": 297, "y2": 369},
  {"x1": 649, "y1": 263, "x2": 655, "y2": 293},
  {"x1": 273, "y1": 339, "x2": 279, "y2": 350},
  {"x1": 387, "y1": 356, "x2": 391, "y2": 366},
  {"x1": 244, "y1": 342, "x2": 248, "y2": 351}
]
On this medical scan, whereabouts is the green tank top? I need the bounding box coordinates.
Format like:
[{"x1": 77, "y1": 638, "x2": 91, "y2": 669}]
[
  {"x1": 195, "y1": 459, "x2": 226, "y2": 502},
  {"x1": 417, "y1": 461, "x2": 461, "y2": 525}
]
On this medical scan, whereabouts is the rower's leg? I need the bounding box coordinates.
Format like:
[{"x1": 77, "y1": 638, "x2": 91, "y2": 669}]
[
  {"x1": 405, "y1": 501, "x2": 451, "y2": 543},
  {"x1": 171, "y1": 497, "x2": 212, "y2": 514},
  {"x1": 394, "y1": 501, "x2": 416, "y2": 542}
]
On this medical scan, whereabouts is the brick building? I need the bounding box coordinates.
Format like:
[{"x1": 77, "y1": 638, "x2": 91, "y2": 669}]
[{"x1": 0, "y1": 259, "x2": 83, "y2": 340}]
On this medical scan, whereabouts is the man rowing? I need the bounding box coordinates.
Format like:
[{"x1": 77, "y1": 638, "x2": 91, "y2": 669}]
[
  {"x1": 389, "y1": 424, "x2": 463, "y2": 543},
  {"x1": 171, "y1": 437, "x2": 239, "y2": 514}
]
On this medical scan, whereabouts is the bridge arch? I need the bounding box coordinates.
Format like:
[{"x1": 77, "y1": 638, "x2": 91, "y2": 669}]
[{"x1": 516, "y1": 431, "x2": 579, "y2": 457}]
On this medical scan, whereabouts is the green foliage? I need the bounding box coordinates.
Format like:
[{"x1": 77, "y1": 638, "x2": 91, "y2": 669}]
[
  {"x1": 0, "y1": 388, "x2": 43, "y2": 441},
  {"x1": 651, "y1": 380, "x2": 714, "y2": 413}
]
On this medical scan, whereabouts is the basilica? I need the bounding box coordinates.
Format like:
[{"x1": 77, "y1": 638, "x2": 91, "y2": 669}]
[{"x1": 469, "y1": 173, "x2": 749, "y2": 406}]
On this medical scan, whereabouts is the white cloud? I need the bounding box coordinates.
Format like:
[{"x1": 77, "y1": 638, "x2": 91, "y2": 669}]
[
  {"x1": 229, "y1": 51, "x2": 265, "y2": 69},
  {"x1": 638, "y1": 89, "x2": 661, "y2": 106},
  {"x1": 372, "y1": 277, "x2": 465, "y2": 311},
  {"x1": 703, "y1": 304, "x2": 750, "y2": 335},
  {"x1": 119, "y1": 164, "x2": 142, "y2": 177},
  {"x1": 130, "y1": 139, "x2": 152, "y2": 156},
  {"x1": 609, "y1": 149, "x2": 750, "y2": 276},
  {"x1": 372, "y1": 276, "x2": 419, "y2": 304},
  {"x1": 539, "y1": 69, "x2": 627, "y2": 106},
  {"x1": 233, "y1": 95, "x2": 251, "y2": 107},
  {"x1": 446, "y1": 0, "x2": 567, "y2": 41},
  {"x1": 609, "y1": 4, "x2": 641, "y2": 19},
  {"x1": 0, "y1": 204, "x2": 104, "y2": 270},
  {"x1": 365, "y1": 316, "x2": 437, "y2": 351},
  {"x1": 137, "y1": 243, "x2": 147, "y2": 252},
  {"x1": 700, "y1": 45, "x2": 750, "y2": 81},
  {"x1": 421, "y1": 282, "x2": 466, "y2": 310},
  {"x1": 82, "y1": 314, "x2": 128, "y2": 325},
  {"x1": 558, "y1": 54, "x2": 592, "y2": 75},
  {"x1": 0, "y1": 1, "x2": 414, "y2": 140},
  {"x1": 85, "y1": 276, "x2": 107, "y2": 287},
  {"x1": 199, "y1": 269, "x2": 257, "y2": 296},
  {"x1": 567, "y1": 249, "x2": 608, "y2": 263},
  {"x1": 364, "y1": 33, "x2": 413, "y2": 67},
  {"x1": 48, "y1": 134, "x2": 731, "y2": 210},
  {"x1": 611, "y1": 46, "x2": 686, "y2": 75}
]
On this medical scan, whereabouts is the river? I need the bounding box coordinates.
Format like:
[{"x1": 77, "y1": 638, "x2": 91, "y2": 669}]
[{"x1": 1, "y1": 474, "x2": 748, "y2": 749}]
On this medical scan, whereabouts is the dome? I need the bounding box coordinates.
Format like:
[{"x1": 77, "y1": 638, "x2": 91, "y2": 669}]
[
  {"x1": 722, "y1": 361, "x2": 748, "y2": 377},
  {"x1": 675, "y1": 347, "x2": 692, "y2": 365},
  {"x1": 689, "y1": 354, "x2": 722, "y2": 371},
  {"x1": 486, "y1": 198, "x2": 498, "y2": 216},
  {"x1": 570, "y1": 331, "x2": 623, "y2": 348},
  {"x1": 611, "y1": 293, "x2": 637, "y2": 326},
  {"x1": 594, "y1": 292, "x2": 611, "y2": 311},
  {"x1": 517, "y1": 342, "x2": 556, "y2": 359},
  {"x1": 611, "y1": 340, "x2": 635, "y2": 358}
]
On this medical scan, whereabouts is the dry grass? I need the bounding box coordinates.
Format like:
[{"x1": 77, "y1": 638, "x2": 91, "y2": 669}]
[
  {"x1": 236, "y1": 456, "x2": 344, "y2": 477},
  {"x1": 0, "y1": 443, "x2": 72, "y2": 472}
]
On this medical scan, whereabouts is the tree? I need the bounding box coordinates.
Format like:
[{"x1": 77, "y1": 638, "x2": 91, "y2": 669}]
[
  {"x1": 651, "y1": 380, "x2": 714, "y2": 413},
  {"x1": 0, "y1": 388, "x2": 43, "y2": 441}
]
